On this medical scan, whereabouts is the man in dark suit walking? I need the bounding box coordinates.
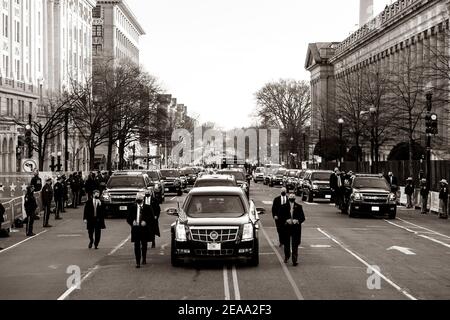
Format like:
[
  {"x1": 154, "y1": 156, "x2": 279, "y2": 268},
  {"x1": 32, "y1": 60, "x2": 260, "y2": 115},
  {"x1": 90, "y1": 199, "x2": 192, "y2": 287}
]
[
  {"x1": 83, "y1": 190, "x2": 106, "y2": 249},
  {"x1": 272, "y1": 187, "x2": 289, "y2": 247},
  {"x1": 280, "y1": 193, "x2": 306, "y2": 266},
  {"x1": 41, "y1": 178, "x2": 54, "y2": 228},
  {"x1": 127, "y1": 193, "x2": 157, "y2": 268}
]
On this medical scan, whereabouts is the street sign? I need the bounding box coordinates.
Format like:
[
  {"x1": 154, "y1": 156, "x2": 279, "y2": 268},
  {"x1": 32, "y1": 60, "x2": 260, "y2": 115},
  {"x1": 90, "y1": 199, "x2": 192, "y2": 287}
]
[{"x1": 21, "y1": 159, "x2": 37, "y2": 173}]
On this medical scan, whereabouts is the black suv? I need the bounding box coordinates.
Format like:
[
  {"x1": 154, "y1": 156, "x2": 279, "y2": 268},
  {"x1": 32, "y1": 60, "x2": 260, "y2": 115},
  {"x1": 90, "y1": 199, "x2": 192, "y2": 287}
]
[
  {"x1": 160, "y1": 169, "x2": 183, "y2": 196},
  {"x1": 283, "y1": 169, "x2": 299, "y2": 192},
  {"x1": 145, "y1": 170, "x2": 165, "y2": 203},
  {"x1": 301, "y1": 170, "x2": 333, "y2": 202},
  {"x1": 344, "y1": 174, "x2": 397, "y2": 219},
  {"x1": 269, "y1": 168, "x2": 287, "y2": 187},
  {"x1": 217, "y1": 169, "x2": 250, "y2": 198},
  {"x1": 101, "y1": 171, "x2": 154, "y2": 216},
  {"x1": 167, "y1": 186, "x2": 265, "y2": 266},
  {"x1": 180, "y1": 167, "x2": 198, "y2": 187},
  {"x1": 193, "y1": 175, "x2": 237, "y2": 188}
]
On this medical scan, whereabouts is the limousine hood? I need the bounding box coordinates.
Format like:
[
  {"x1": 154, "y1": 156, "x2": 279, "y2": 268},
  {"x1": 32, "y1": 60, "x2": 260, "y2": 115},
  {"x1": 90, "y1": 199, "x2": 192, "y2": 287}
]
[{"x1": 184, "y1": 215, "x2": 251, "y2": 226}]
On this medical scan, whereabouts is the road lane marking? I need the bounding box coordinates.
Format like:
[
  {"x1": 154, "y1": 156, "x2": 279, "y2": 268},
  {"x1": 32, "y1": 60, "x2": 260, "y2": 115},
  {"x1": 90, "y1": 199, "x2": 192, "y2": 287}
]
[
  {"x1": 170, "y1": 197, "x2": 177, "y2": 201},
  {"x1": 57, "y1": 234, "x2": 82, "y2": 238},
  {"x1": 160, "y1": 243, "x2": 168, "y2": 250},
  {"x1": 384, "y1": 220, "x2": 450, "y2": 249},
  {"x1": 108, "y1": 235, "x2": 131, "y2": 256},
  {"x1": 387, "y1": 246, "x2": 416, "y2": 255},
  {"x1": 303, "y1": 202, "x2": 318, "y2": 206},
  {"x1": 223, "y1": 266, "x2": 230, "y2": 300},
  {"x1": 397, "y1": 218, "x2": 450, "y2": 239},
  {"x1": 231, "y1": 265, "x2": 241, "y2": 300},
  {"x1": 0, "y1": 230, "x2": 48, "y2": 254},
  {"x1": 310, "y1": 245, "x2": 331, "y2": 248},
  {"x1": 260, "y1": 223, "x2": 304, "y2": 300},
  {"x1": 57, "y1": 265, "x2": 100, "y2": 301},
  {"x1": 317, "y1": 228, "x2": 417, "y2": 300},
  {"x1": 262, "y1": 201, "x2": 273, "y2": 205}
]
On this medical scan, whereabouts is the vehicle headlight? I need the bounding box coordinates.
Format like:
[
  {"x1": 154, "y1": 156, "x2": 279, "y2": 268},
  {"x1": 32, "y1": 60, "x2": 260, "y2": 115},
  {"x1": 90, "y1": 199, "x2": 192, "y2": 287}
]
[
  {"x1": 175, "y1": 224, "x2": 187, "y2": 242},
  {"x1": 242, "y1": 223, "x2": 253, "y2": 241},
  {"x1": 241, "y1": 183, "x2": 248, "y2": 190},
  {"x1": 352, "y1": 192, "x2": 363, "y2": 201},
  {"x1": 174, "y1": 179, "x2": 181, "y2": 186},
  {"x1": 312, "y1": 184, "x2": 319, "y2": 190},
  {"x1": 389, "y1": 193, "x2": 396, "y2": 201},
  {"x1": 101, "y1": 191, "x2": 111, "y2": 202}
]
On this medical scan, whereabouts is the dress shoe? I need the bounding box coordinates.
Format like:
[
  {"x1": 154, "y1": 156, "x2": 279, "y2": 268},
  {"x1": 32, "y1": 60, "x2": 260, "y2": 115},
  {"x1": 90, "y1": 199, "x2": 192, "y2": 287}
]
[
  {"x1": 88, "y1": 242, "x2": 93, "y2": 249},
  {"x1": 136, "y1": 264, "x2": 140, "y2": 269},
  {"x1": 55, "y1": 217, "x2": 62, "y2": 220},
  {"x1": 142, "y1": 260, "x2": 147, "y2": 265},
  {"x1": 27, "y1": 233, "x2": 35, "y2": 237},
  {"x1": 284, "y1": 257, "x2": 289, "y2": 263},
  {"x1": 293, "y1": 262, "x2": 298, "y2": 266},
  {"x1": 43, "y1": 224, "x2": 52, "y2": 228}
]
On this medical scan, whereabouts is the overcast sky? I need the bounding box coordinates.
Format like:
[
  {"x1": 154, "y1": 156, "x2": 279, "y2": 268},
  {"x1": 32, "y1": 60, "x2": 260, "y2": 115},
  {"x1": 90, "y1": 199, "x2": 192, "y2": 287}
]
[{"x1": 126, "y1": 0, "x2": 392, "y2": 129}]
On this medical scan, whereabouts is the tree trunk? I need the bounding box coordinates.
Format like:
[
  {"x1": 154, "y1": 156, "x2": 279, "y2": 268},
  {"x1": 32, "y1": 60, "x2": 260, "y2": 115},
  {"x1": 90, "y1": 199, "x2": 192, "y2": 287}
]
[
  {"x1": 89, "y1": 137, "x2": 96, "y2": 171},
  {"x1": 355, "y1": 134, "x2": 360, "y2": 172},
  {"x1": 118, "y1": 138, "x2": 126, "y2": 170},
  {"x1": 408, "y1": 134, "x2": 414, "y2": 177},
  {"x1": 106, "y1": 119, "x2": 114, "y2": 170},
  {"x1": 38, "y1": 134, "x2": 44, "y2": 171}
]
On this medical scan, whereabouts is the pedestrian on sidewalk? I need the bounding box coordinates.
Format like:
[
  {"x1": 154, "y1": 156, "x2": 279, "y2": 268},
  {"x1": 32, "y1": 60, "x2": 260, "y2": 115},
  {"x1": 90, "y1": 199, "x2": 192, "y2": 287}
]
[
  {"x1": 24, "y1": 185, "x2": 37, "y2": 236},
  {"x1": 77, "y1": 172, "x2": 85, "y2": 206},
  {"x1": 420, "y1": 179, "x2": 429, "y2": 214},
  {"x1": 127, "y1": 193, "x2": 155, "y2": 268},
  {"x1": 281, "y1": 193, "x2": 306, "y2": 266},
  {"x1": 53, "y1": 176, "x2": 64, "y2": 220},
  {"x1": 83, "y1": 190, "x2": 106, "y2": 249},
  {"x1": 68, "y1": 173, "x2": 80, "y2": 209},
  {"x1": 438, "y1": 179, "x2": 448, "y2": 219},
  {"x1": 405, "y1": 177, "x2": 415, "y2": 209},
  {"x1": 61, "y1": 174, "x2": 68, "y2": 213},
  {"x1": 272, "y1": 187, "x2": 289, "y2": 247},
  {"x1": 41, "y1": 178, "x2": 54, "y2": 227}
]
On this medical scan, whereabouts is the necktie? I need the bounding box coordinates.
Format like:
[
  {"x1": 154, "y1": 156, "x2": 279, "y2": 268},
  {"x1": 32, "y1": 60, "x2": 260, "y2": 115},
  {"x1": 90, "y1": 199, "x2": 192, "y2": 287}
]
[
  {"x1": 290, "y1": 204, "x2": 294, "y2": 223},
  {"x1": 136, "y1": 205, "x2": 141, "y2": 225},
  {"x1": 94, "y1": 200, "x2": 97, "y2": 217},
  {"x1": 282, "y1": 197, "x2": 285, "y2": 205}
]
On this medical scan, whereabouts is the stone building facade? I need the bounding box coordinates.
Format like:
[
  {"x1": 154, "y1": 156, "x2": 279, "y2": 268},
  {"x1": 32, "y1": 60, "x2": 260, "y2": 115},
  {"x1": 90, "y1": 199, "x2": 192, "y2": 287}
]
[{"x1": 306, "y1": 0, "x2": 450, "y2": 162}]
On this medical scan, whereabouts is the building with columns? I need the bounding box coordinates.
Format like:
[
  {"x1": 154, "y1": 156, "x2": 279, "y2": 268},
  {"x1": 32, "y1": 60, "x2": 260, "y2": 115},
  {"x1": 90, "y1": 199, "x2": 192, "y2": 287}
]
[
  {"x1": 0, "y1": 0, "x2": 96, "y2": 173},
  {"x1": 306, "y1": 0, "x2": 450, "y2": 162}
]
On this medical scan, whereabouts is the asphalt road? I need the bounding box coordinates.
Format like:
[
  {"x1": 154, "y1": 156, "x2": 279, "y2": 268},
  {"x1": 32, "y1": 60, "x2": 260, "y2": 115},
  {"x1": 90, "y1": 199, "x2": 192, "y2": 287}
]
[{"x1": 1, "y1": 183, "x2": 449, "y2": 300}]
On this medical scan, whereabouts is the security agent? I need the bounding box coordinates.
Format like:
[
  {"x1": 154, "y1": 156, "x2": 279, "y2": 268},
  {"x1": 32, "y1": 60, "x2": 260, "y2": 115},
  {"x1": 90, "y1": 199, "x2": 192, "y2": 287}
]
[
  {"x1": 272, "y1": 187, "x2": 289, "y2": 247},
  {"x1": 281, "y1": 193, "x2": 306, "y2": 266},
  {"x1": 83, "y1": 190, "x2": 106, "y2": 249}
]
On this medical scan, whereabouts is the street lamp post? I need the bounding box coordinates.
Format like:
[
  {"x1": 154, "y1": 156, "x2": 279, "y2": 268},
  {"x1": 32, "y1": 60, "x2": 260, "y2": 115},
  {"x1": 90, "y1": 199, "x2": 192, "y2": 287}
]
[
  {"x1": 338, "y1": 118, "x2": 344, "y2": 166},
  {"x1": 369, "y1": 106, "x2": 377, "y2": 174},
  {"x1": 57, "y1": 151, "x2": 62, "y2": 172},
  {"x1": 425, "y1": 86, "x2": 433, "y2": 190}
]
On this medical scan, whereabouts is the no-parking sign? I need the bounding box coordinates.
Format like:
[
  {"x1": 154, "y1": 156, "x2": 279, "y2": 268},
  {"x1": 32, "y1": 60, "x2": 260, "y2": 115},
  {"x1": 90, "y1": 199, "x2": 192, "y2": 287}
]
[{"x1": 22, "y1": 159, "x2": 37, "y2": 173}]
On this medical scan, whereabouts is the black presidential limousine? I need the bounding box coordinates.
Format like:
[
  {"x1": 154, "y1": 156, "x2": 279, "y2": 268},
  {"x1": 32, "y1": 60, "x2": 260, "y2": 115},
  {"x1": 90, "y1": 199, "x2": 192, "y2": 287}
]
[{"x1": 167, "y1": 187, "x2": 265, "y2": 267}]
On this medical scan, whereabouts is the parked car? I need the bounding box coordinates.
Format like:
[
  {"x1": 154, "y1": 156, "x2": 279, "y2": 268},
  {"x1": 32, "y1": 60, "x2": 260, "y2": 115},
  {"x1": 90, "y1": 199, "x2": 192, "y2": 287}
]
[
  {"x1": 217, "y1": 169, "x2": 250, "y2": 198},
  {"x1": 301, "y1": 170, "x2": 333, "y2": 202},
  {"x1": 252, "y1": 167, "x2": 265, "y2": 183},
  {"x1": 193, "y1": 175, "x2": 237, "y2": 188},
  {"x1": 160, "y1": 169, "x2": 183, "y2": 196},
  {"x1": 101, "y1": 171, "x2": 154, "y2": 216},
  {"x1": 145, "y1": 170, "x2": 165, "y2": 203},
  {"x1": 167, "y1": 186, "x2": 265, "y2": 266},
  {"x1": 294, "y1": 170, "x2": 308, "y2": 196},
  {"x1": 344, "y1": 174, "x2": 397, "y2": 219}
]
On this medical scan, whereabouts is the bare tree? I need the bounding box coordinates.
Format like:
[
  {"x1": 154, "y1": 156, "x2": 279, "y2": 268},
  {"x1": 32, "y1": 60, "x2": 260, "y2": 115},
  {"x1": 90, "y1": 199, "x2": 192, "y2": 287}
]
[{"x1": 255, "y1": 79, "x2": 311, "y2": 166}]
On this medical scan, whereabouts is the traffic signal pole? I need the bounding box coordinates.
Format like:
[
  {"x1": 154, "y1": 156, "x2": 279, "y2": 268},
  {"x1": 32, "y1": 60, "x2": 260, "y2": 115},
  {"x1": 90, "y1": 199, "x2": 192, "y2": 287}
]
[{"x1": 425, "y1": 91, "x2": 432, "y2": 190}]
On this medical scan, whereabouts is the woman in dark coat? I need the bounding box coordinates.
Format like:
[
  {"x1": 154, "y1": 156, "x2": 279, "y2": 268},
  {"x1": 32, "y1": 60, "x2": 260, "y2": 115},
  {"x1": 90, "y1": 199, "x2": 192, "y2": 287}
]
[{"x1": 127, "y1": 193, "x2": 156, "y2": 268}]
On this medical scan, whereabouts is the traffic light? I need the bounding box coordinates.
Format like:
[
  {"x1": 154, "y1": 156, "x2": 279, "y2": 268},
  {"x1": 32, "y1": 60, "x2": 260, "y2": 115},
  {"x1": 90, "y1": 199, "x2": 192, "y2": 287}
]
[
  {"x1": 425, "y1": 112, "x2": 438, "y2": 135},
  {"x1": 25, "y1": 124, "x2": 33, "y2": 158}
]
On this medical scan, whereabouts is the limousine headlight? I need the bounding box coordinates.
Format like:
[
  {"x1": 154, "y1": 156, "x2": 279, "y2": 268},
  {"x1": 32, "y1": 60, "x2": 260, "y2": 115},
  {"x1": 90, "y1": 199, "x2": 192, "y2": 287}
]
[
  {"x1": 242, "y1": 223, "x2": 253, "y2": 241},
  {"x1": 176, "y1": 224, "x2": 187, "y2": 242}
]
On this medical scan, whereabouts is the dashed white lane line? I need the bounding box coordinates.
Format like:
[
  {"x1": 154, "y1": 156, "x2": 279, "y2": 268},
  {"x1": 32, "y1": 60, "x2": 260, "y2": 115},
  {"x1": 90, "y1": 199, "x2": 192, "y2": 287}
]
[
  {"x1": 303, "y1": 202, "x2": 318, "y2": 206},
  {"x1": 317, "y1": 228, "x2": 417, "y2": 300},
  {"x1": 383, "y1": 220, "x2": 450, "y2": 249},
  {"x1": 170, "y1": 197, "x2": 177, "y2": 201},
  {"x1": 58, "y1": 235, "x2": 131, "y2": 300},
  {"x1": 0, "y1": 230, "x2": 48, "y2": 254},
  {"x1": 223, "y1": 266, "x2": 230, "y2": 300},
  {"x1": 260, "y1": 223, "x2": 304, "y2": 300},
  {"x1": 262, "y1": 201, "x2": 273, "y2": 205}
]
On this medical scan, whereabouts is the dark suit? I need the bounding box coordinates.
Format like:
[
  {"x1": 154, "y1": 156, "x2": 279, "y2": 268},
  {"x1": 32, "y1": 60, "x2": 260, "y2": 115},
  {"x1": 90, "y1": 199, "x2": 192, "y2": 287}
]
[
  {"x1": 280, "y1": 201, "x2": 306, "y2": 264},
  {"x1": 127, "y1": 203, "x2": 156, "y2": 265},
  {"x1": 145, "y1": 195, "x2": 161, "y2": 244},
  {"x1": 83, "y1": 198, "x2": 106, "y2": 248},
  {"x1": 53, "y1": 182, "x2": 64, "y2": 218},
  {"x1": 386, "y1": 175, "x2": 398, "y2": 192},
  {"x1": 272, "y1": 195, "x2": 289, "y2": 244},
  {"x1": 41, "y1": 183, "x2": 53, "y2": 226}
]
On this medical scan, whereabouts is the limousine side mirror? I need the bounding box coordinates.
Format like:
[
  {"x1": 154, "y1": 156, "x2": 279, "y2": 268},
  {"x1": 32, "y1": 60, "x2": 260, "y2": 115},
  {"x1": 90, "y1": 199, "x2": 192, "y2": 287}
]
[
  {"x1": 166, "y1": 208, "x2": 179, "y2": 216},
  {"x1": 256, "y1": 208, "x2": 266, "y2": 215}
]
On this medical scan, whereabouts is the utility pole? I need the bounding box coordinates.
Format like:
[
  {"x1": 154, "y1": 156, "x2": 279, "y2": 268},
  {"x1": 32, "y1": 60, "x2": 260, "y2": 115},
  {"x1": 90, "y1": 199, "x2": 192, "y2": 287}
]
[{"x1": 424, "y1": 88, "x2": 437, "y2": 190}]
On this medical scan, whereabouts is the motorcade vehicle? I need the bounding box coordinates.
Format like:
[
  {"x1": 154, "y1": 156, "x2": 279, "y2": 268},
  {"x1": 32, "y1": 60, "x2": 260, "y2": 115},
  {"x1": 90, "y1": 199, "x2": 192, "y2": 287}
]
[
  {"x1": 269, "y1": 168, "x2": 287, "y2": 187},
  {"x1": 193, "y1": 175, "x2": 237, "y2": 188},
  {"x1": 283, "y1": 169, "x2": 300, "y2": 192},
  {"x1": 167, "y1": 186, "x2": 265, "y2": 267},
  {"x1": 252, "y1": 167, "x2": 265, "y2": 183},
  {"x1": 344, "y1": 174, "x2": 397, "y2": 219},
  {"x1": 180, "y1": 167, "x2": 198, "y2": 187},
  {"x1": 263, "y1": 164, "x2": 282, "y2": 185},
  {"x1": 101, "y1": 171, "x2": 154, "y2": 216},
  {"x1": 217, "y1": 169, "x2": 250, "y2": 198},
  {"x1": 301, "y1": 170, "x2": 333, "y2": 202},
  {"x1": 144, "y1": 170, "x2": 165, "y2": 203},
  {"x1": 160, "y1": 169, "x2": 183, "y2": 196},
  {"x1": 294, "y1": 170, "x2": 308, "y2": 196}
]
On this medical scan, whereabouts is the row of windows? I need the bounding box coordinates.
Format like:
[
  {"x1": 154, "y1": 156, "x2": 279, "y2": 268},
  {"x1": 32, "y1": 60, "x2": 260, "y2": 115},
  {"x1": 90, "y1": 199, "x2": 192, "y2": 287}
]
[
  {"x1": 0, "y1": 97, "x2": 32, "y2": 119},
  {"x1": 116, "y1": 7, "x2": 139, "y2": 42},
  {"x1": 116, "y1": 28, "x2": 138, "y2": 53}
]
